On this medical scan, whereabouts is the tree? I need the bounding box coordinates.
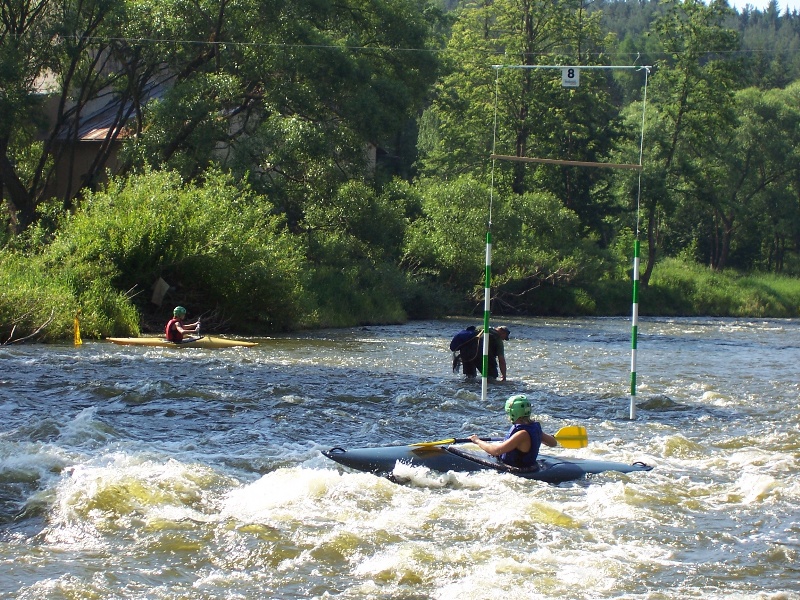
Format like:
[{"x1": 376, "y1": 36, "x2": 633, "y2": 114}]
[
  {"x1": 403, "y1": 174, "x2": 605, "y2": 314},
  {"x1": 638, "y1": 0, "x2": 739, "y2": 284},
  {"x1": 0, "y1": 0, "x2": 134, "y2": 233},
  {"x1": 2, "y1": 0, "x2": 444, "y2": 237},
  {"x1": 122, "y1": 0, "x2": 443, "y2": 213},
  {"x1": 692, "y1": 85, "x2": 800, "y2": 271},
  {"x1": 417, "y1": 0, "x2": 624, "y2": 237}
]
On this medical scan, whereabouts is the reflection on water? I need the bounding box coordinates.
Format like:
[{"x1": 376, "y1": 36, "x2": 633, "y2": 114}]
[{"x1": 0, "y1": 317, "x2": 798, "y2": 598}]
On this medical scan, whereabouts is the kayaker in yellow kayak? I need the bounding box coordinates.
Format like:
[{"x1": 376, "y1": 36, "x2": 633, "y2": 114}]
[{"x1": 165, "y1": 306, "x2": 201, "y2": 343}]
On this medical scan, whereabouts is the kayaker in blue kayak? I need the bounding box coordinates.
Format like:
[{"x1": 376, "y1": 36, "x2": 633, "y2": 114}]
[
  {"x1": 165, "y1": 306, "x2": 201, "y2": 343},
  {"x1": 469, "y1": 394, "x2": 557, "y2": 468}
]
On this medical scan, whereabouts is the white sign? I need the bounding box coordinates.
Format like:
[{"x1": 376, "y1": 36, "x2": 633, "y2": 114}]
[{"x1": 562, "y1": 67, "x2": 580, "y2": 88}]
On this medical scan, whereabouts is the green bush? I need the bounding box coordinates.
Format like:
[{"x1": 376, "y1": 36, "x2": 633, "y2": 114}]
[
  {"x1": 0, "y1": 253, "x2": 76, "y2": 343},
  {"x1": 402, "y1": 176, "x2": 492, "y2": 291},
  {"x1": 6, "y1": 166, "x2": 799, "y2": 344},
  {"x1": 403, "y1": 176, "x2": 612, "y2": 314},
  {"x1": 304, "y1": 263, "x2": 407, "y2": 328},
  {"x1": 45, "y1": 169, "x2": 308, "y2": 332},
  {"x1": 1, "y1": 169, "x2": 311, "y2": 342},
  {"x1": 0, "y1": 252, "x2": 138, "y2": 342},
  {"x1": 587, "y1": 278, "x2": 635, "y2": 316}
]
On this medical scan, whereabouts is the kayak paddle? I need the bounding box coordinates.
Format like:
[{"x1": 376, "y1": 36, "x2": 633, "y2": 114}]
[
  {"x1": 411, "y1": 425, "x2": 589, "y2": 449},
  {"x1": 551, "y1": 425, "x2": 589, "y2": 448}
]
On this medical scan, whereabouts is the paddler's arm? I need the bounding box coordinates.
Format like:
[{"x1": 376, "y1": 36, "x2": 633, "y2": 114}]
[
  {"x1": 182, "y1": 320, "x2": 200, "y2": 332},
  {"x1": 469, "y1": 430, "x2": 529, "y2": 457},
  {"x1": 541, "y1": 431, "x2": 558, "y2": 448}
]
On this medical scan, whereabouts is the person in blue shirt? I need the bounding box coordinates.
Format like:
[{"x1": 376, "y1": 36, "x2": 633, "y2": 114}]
[
  {"x1": 469, "y1": 394, "x2": 557, "y2": 468},
  {"x1": 452, "y1": 325, "x2": 510, "y2": 380}
]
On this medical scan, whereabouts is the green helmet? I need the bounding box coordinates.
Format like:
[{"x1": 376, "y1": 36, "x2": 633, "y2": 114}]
[
  {"x1": 173, "y1": 306, "x2": 187, "y2": 317},
  {"x1": 505, "y1": 394, "x2": 531, "y2": 422}
]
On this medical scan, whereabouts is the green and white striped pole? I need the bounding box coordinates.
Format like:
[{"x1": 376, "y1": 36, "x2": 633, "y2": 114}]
[
  {"x1": 481, "y1": 230, "x2": 492, "y2": 403},
  {"x1": 629, "y1": 239, "x2": 640, "y2": 419}
]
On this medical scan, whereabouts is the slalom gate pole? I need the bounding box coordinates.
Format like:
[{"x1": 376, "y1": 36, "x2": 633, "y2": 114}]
[
  {"x1": 74, "y1": 311, "x2": 82, "y2": 347},
  {"x1": 481, "y1": 230, "x2": 492, "y2": 403},
  {"x1": 490, "y1": 63, "x2": 651, "y2": 420},
  {"x1": 629, "y1": 240, "x2": 640, "y2": 419}
]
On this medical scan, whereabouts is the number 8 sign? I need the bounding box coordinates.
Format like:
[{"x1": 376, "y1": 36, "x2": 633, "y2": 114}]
[{"x1": 562, "y1": 67, "x2": 580, "y2": 88}]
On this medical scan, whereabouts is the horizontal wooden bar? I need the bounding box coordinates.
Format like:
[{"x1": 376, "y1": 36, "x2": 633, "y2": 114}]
[
  {"x1": 491, "y1": 65, "x2": 652, "y2": 71},
  {"x1": 490, "y1": 154, "x2": 642, "y2": 171}
]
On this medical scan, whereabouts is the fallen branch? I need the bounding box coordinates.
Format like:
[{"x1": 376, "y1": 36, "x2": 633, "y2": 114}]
[{"x1": 3, "y1": 308, "x2": 56, "y2": 345}]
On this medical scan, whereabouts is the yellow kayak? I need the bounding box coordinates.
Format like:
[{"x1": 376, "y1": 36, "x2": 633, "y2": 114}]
[{"x1": 106, "y1": 336, "x2": 257, "y2": 348}]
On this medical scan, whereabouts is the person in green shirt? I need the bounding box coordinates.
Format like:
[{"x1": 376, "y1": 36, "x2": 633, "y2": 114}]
[{"x1": 485, "y1": 326, "x2": 510, "y2": 381}]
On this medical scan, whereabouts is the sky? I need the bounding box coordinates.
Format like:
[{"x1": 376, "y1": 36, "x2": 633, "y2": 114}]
[{"x1": 727, "y1": 0, "x2": 800, "y2": 11}]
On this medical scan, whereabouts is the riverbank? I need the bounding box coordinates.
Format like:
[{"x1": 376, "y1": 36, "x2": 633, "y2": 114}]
[
  {"x1": 637, "y1": 258, "x2": 800, "y2": 318},
  {"x1": 2, "y1": 253, "x2": 799, "y2": 344},
  {"x1": 486, "y1": 258, "x2": 800, "y2": 320}
]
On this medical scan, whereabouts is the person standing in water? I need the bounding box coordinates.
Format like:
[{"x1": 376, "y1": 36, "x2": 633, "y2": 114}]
[
  {"x1": 484, "y1": 325, "x2": 510, "y2": 381},
  {"x1": 452, "y1": 325, "x2": 510, "y2": 381},
  {"x1": 469, "y1": 394, "x2": 557, "y2": 468},
  {"x1": 165, "y1": 306, "x2": 201, "y2": 343}
]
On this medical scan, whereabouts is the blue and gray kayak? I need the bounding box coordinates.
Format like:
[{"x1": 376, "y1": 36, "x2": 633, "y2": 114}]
[{"x1": 323, "y1": 442, "x2": 653, "y2": 484}]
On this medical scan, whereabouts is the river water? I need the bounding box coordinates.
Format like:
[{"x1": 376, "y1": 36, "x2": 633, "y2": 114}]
[{"x1": 0, "y1": 317, "x2": 798, "y2": 599}]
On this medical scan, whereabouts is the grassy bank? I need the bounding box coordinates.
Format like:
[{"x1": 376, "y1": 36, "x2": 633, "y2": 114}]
[
  {"x1": 640, "y1": 258, "x2": 800, "y2": 318},
  {"x1": 493, "y1": 258, "x2": 800, "y2": 319},
  {"x1": 3, "y1": 252, "x2": 798, "y2": 344}
]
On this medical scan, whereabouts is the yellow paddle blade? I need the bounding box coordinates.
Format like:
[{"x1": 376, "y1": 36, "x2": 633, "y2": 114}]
[
  {"x1": 410, "y1": 438, "x2": 457, "y2": 447},
  {"x1": 554, "y1": 425, "x2": 588, "y2": 449}
]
